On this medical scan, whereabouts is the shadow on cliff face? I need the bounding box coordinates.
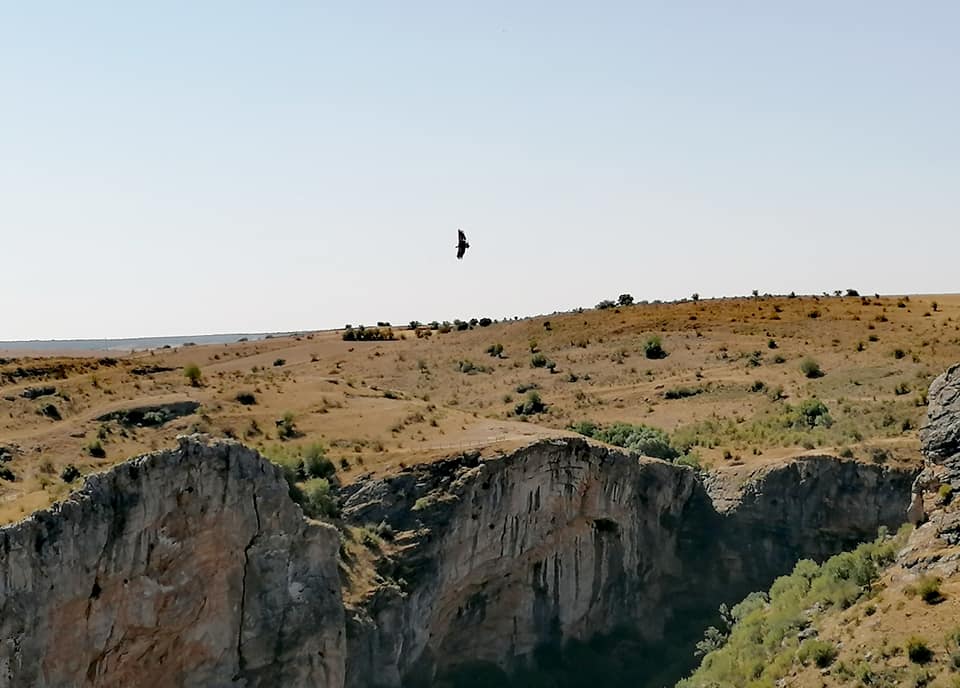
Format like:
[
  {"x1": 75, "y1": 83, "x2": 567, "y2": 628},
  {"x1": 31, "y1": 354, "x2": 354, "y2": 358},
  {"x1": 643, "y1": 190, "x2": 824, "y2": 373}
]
[{"x1": 429, "y1": 623, "x2": 713, "y2": 688}]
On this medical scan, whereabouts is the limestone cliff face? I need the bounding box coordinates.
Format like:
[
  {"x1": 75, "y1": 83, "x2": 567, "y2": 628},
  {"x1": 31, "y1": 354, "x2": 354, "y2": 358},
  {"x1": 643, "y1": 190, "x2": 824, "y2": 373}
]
[
  {"x1": 706, "y1": 456, "x2": 919, "y2": 600},
  {"x1": 0, "y1": 437, "x2": 344, "y2": 688},
  {"x1": 0, "y1": 435, "x2": 920, "y2": 688},
  {"x1": 341, "y1": 441, "x2": 918, "y2": 687}
]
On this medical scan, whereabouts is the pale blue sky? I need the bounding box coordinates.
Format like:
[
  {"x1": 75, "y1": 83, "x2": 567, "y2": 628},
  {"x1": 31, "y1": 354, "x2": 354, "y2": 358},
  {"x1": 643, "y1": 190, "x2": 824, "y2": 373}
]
[{"x1": 2, "y1": 2, "x2": 957, "y2": 340}]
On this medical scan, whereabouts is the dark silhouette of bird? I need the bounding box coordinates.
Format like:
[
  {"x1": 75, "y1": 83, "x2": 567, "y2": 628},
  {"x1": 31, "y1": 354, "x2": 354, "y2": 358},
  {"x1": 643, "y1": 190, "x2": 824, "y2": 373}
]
[{"x1": 456, "y1": 229, "x2": 470, "y2": 259}]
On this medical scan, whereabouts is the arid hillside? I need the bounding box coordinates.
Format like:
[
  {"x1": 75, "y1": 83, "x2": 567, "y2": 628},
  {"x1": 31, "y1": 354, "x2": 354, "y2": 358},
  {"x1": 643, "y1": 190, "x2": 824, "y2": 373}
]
[{"x1": 2, "y1": 292, "x2": 959, "y2": 524}]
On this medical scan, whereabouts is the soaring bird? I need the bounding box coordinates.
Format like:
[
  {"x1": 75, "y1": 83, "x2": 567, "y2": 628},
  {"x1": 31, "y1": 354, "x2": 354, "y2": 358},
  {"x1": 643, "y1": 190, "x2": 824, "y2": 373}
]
[{"x1": 456, "y1": 229, "x2": 470, "y2": 259}]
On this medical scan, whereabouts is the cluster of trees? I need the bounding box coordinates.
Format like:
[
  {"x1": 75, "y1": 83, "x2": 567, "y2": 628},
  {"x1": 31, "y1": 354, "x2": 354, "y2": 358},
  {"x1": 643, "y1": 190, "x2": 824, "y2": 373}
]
[
  {"x1": 341, "y1": 325, "x2": 396, "y2": 342},
  {"x1": 409, "y1": 317, "x2": 495, "y2": 332},
  {"x1": 596, "y1": 294, "x2": 636, "y2": 309}
]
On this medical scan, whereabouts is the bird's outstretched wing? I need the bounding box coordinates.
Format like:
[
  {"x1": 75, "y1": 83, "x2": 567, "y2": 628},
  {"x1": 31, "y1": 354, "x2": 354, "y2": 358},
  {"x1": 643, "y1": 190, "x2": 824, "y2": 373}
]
[{"x1": 458, "y1": 229, "x2": 467, "y2": 243}]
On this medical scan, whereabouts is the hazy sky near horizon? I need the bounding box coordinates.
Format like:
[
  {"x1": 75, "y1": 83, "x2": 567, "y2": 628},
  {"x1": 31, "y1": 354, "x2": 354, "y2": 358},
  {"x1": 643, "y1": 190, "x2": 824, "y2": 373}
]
[{"x1": 2, "y1": 2, "x2": 958, "y2": 340}]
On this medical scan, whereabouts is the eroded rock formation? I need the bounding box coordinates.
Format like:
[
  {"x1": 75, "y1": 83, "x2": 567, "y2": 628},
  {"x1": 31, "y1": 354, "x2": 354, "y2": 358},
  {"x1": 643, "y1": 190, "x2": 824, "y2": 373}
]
[
  {"x1": 341, "y1": 441, "x2": 917, "y2": 687},
  {"x1": 0, "y1": 434, "x2": 922, "y2": 688},
  {"x1": 0, "y1": 438, "x2": 344, "y2": 688}
]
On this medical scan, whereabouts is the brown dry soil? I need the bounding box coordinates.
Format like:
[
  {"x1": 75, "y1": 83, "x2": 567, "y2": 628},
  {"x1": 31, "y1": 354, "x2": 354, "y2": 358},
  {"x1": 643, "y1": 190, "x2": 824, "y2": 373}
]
[{"x1": 2, "y1": 293, "x2": 959, "y2": 526}]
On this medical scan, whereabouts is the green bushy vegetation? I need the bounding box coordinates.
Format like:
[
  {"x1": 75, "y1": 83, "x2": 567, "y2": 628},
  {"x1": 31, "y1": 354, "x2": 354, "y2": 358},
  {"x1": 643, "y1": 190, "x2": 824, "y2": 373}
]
[
  {"x1": 664, "y1": 386, "x2": 703, "y2": 400},
  {"x1": 571, "y1": 421, "x2": 685, "y2": 462},
  {"x1": 799, "y1": 357, "x2": 823, "y2": 378},
  {"x1": 671, "y1": 396, "x2": 921, "y2": 455},
  {"x1": 184, "y1": 363, "x2": 202, "y2": 386},
  {"x1": 264, "y1": 443, "x2": 339, "y2": 518},
  {"x1": 644, "y1": 336, "x2": 667, "y2": 359},
  {"x1": 678, "y1": 525, "x2": 911, "y2": 688},
  {"x1": 514, "y1": 391, "x2": 546, "y2": 416},
  {"x1": 341, "y1": 325, "x2": 395, "y2": 341}
]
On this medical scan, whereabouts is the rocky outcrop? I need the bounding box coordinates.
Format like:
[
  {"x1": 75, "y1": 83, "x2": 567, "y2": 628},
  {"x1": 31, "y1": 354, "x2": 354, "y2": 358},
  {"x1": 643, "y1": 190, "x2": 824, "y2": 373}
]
[
  {"x1": 0, "y1": 437, "x2": 344, "y2": 688},
  {"x1": 921, "y1": 363, "x2": 960, "y2": 480},
  {"x1": 0, "y1": 436, "x2": 920, "y2": 688},
  {"x1": 341, "y1": 441, "x2": 917, "y2": 687}
]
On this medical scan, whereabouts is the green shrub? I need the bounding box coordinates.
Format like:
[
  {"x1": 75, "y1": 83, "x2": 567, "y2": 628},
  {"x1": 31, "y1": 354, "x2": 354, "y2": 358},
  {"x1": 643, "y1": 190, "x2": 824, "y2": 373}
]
[
  {"x1": 304, "y1": 443, "x2": 335, "y2": 479},
  {"x1": 916, "y1": 576, "x2": 943, "y2": 604},
  {"x1": 643, "y1": 336, "x2": 666, "y2": 359},
  {"x1": 302, "y1": 478, "x2": 339, "y2": 518},
  {"x1": 184, "y1": 364, "x2": 202, "y2": 386},
  {"x1": 938, "y1": 483, "x2": 954, "y2": 505},
  {"x1": 800, "y1": 357, "x2": 823, "y2": 378},
  {"x1": 906, "y1": 636, "x2": 933, "y2": 664},
  {"x1": 277, "y1": 411, "x2": 298, "y2": 440},
  {"x1": 486, "y1": 343, "x2": 504, "y2": 357},
  {"x1": 530, "y1": 353, "x2": 548, "y2": 368},
  {"x1": 514, "y1": 391, "x2": 546, "y2": 416},
  {"x1": 893, "y1": 348, "x2": 906, "y2": 359},
  {"x1": 235, "y1": 391, "x2": 257, "y2": 405},
  {"x1": 574, "y1": 421, "x2": 679, "y2": 461},
  {"x1": 664, "y1": 386, "x2": 702, "y2": 400},
  {"x1": 750, "y1": 380, "x2": 767, "y2": 393},
  {"x1": 60, "y1": 464, "x2": 81, "y2": 484},
  {"x1": 785, "y1": 398, "x2": 833, "y2": 429},
  {"x1": 798, "y1": 639, "x2": 837, "y2": 668},
  {"x1": 86, "y1": 440, "x2": 106, "y2": 458}
]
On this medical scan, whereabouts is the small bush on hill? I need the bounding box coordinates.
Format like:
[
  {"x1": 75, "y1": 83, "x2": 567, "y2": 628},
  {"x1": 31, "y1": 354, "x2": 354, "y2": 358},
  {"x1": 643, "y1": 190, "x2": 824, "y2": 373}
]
[
  {"x1": 302, "y1": 478, "x2": 339, "y2": 518},
  {"x1": 184, "y1": 364, "x2": 202, "y2": 386},
  {"x1": 644, "y1": 336, "x2": 666, "y2": 359},
  {"x1": 531, "y1": 353, "x2": 548, "y2": 368},
  {"x1": 514, "y1": 391, "x2": 546, "y2": 416},
  {"x1": 276, "y1": 411, "x2": 299, "y2": 440},
  {"x1": 60, "y1": 464, "x2": 82, "y2": 483},
  {"x1": 235, "y1": 391, "x2": 257, "y2": 405},
  {"x1": 797, "y1": 639, "x2": 837, "y2": 668},
  {"x1": 916, "y1": 576, "x2": 944, "y2": 604},
  {"x1": 906, "y1": 637, "x2": 933, "y2": 664},
  {"x1": 800, "y1": 357, "x2": 823, "y2": 378},
  {"x1": 664, "y1": 386, "x2": 703, "y2": 400},
  {"x1": 304, "y1": 443, "x2": 336, "y2": 480},
  {"x1": 785, "y1": 398, "x2": 833, "y2": 429}
]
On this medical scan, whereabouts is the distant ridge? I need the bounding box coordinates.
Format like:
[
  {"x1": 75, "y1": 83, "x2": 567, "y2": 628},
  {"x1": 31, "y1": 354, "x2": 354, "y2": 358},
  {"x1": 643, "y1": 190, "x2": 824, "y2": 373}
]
[{"x1": 0, "y1": 332, "x2": 292, "y2": 352}]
